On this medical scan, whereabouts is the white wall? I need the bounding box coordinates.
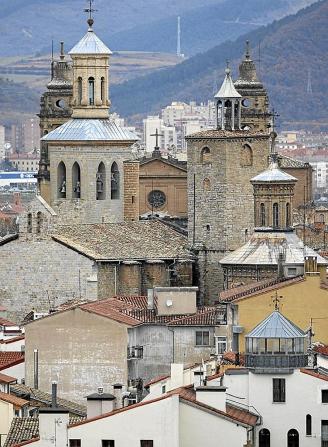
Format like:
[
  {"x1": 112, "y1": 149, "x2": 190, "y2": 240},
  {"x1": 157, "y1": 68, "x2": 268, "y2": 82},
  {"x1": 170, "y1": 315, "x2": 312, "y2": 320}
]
[{"x1": 1, "y1": 361, "x2": 25, "y2": 383}]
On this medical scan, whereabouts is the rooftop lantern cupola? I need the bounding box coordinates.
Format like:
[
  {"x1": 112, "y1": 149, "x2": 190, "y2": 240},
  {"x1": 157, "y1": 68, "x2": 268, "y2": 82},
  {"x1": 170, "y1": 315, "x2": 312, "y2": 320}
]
[
  {"x1": 69, "y1": 4, "x2": 112, "y2": 119},
  {"x1": 245, "y1": 296, "x2": 309, "y2": 371},
  {"x1": 214, "y1": 63, "x2": 242, "y2": 131},
  {"x1": 250, "y1": 131, "x2": 297, "y2": 231}
]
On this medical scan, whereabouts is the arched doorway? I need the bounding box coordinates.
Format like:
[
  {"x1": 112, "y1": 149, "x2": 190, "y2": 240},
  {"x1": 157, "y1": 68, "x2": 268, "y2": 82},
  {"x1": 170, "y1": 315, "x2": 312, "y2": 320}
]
[
  {"x1": 259, "y1": 428, "x2": 270, "y2": 447},
  {"x1": 287, "y1": 429, "x2": 299, "y2": 447}
]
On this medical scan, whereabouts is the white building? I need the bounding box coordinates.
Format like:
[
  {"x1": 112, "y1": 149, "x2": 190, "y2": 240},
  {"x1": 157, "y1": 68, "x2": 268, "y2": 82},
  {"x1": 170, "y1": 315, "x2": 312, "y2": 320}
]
[{"x1": 311, "y1": 161, "x2": 328, "y2": 189}]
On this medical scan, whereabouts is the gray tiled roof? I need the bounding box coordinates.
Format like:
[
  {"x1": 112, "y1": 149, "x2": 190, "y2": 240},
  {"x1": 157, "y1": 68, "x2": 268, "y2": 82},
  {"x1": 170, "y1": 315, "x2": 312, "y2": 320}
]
[
  {"x1": 215, "y1": 68, "x2": 241, "y2": 99},
  {"x1": 220, "y1": 231, "x2": 328, "y2": 266},
  {"x1": 278, "y1": 154, "x2": 310, "y2": 169},
  {"x1": 41, "y1": 119, "x2": 138, "y2": 142},
  {"x1": 246, "y1": 311, "x2": 306, "y2": 339},
  {"x1": 251, "y1": 161, "x2": 297, "y2": 183},
  {"x1": 52, "y1": 221, "x2": 193, "y2": 262},
  {"x1": 69, "y1": 29, "x2": 111, "y2": 55}
]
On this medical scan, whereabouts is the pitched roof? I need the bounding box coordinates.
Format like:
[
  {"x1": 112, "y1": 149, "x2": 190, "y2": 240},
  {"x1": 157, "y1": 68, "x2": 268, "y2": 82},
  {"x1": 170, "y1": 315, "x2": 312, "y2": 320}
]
[
  {"x1": 246, "y1": 310, "x2": 306, "y2": 339},
  {"x1": 0, "y1": 391, "x2": 28, "y2": 407},
  {"x1": 214, "y1": 68, "x2": 242, "y2": 99},
  {"x1": 186, "y1": 129, "x2": 267, "y2": 140},
  {"x1": 218, "y1": 276, "x2": 304, "y2": 303},
  {"x1": 251, "y1": 161, "x2": 297, "y2": 183},
  {"x1": 0, "y1": 352, "x2": 24, "y2": 371},
  {"x1": 220, "y1": 231, "x2": 328, "y2": 266},
  {"x1": 314, "y1": 345, "x2": 328, "y2": 357},
  {"x1": 278, "y1": 154, "x2": 311, "y2": 169},
  {"x1": 41, "y1": 119, "x2": 137, "y2": 142},
  {"x1": 81, "y1": 298, "x2": 141, "y2": 326},
  {"x1": 0, "y1": 335, "x2": 25, "y2": 345},
  {"x1": 52, "y1": 221, "x2": 192, "y2": 262},
  {"x1": 0, "y1": 317, "x2": 17, "y2": 326},
  {"x1": 168, "y1": 307, "x2": 225, "y2": 326},
  {"x1": 69, "y1": 28, "x2": 111, "y2": 55},
  {"x1": 0, "y1": 372, "x2": 17, "y2": 384},
  {"x1": 10, "y1": 384, "x2": 86, "y2": 417},
  {"x1": 300, "y1": 368, "x2": 328, "y2": 382}
]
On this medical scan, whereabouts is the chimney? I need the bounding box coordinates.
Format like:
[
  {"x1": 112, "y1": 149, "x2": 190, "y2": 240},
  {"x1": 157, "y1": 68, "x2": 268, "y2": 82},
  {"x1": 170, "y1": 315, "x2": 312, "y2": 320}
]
[
  {"x1": 33, "y1": 349, "x2": 38, "y2": 389},
  {"x1": 169, "y1": 364, "x2": 184, "y2": 391},
  {"x1": 51, "y1": 381, "x2": 57, "y2": 408},
  {"x1": 112, "y1": 383, "x2": 123, "y2": 409},
  {"x1": 304, "y1": 255, "x2": 318, "y2": 274},
  {"x1": 86, "y1": 388, "x2": 116, "y2": 418},
  {"x1": 147, "y1": 289, "x2": 154, "y2": 310},
  {"x1": 196, "y1": 386, "x2": 227, "y2": 412},
  {"x1": 277, "y1": 250, "x2": 285, "y2": 279}
]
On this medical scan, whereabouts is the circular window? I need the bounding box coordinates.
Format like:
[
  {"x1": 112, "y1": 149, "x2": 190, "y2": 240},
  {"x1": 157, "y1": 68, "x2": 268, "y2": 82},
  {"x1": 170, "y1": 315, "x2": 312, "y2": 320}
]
[
  {"x1": 148, "y1": 190, "x2": 166, "y2": 209},
  {"x1": 56, "y1": 99, "x2": 66, "y2": 109},
  {"x1": 242, "y1": 98, "x2": 251, "y2": 108}
]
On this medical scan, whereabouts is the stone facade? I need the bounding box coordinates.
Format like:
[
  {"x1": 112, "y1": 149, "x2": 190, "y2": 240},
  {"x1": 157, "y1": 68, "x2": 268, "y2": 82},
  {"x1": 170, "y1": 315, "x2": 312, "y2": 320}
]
[
  {"x1": 123, "y1": 160, "x2": 140, "y2": 221},
  {"x1": 187, "y1": 132, "x2": 270, "y2": 303}
]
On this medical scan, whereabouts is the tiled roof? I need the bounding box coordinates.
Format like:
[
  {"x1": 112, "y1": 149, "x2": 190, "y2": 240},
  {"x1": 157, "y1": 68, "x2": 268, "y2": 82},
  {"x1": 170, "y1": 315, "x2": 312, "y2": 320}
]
[
  {"x1": 222, "y1": 352, "x2": 245, "y2": 366},
  {"x1": 220, "y1": 231, "x2": 328, "y2": 266},
  {"x1": 81, "y1": 299, "x2": 141, "y2": 326},
  {"x1": 0, "y1": 391, "x2": 28, "y2": 407},
  {"x1": 186, "y1": 129, "x2": 267, "y2": 140},
  {"x1": 168, "y1": 307, "x2": 224, "y2": 326},
  {"x1": 218, "y1": 276, "x2": 304, "y2": 303},
  {"x1": 300, "y1": 368, "x2": 328, "y2": 383},
  {"x1": 0, "y1": 372, "x2": 17, "y2": 383},
  {"x1": 246, "y1": 310, "x2": 306, "y2": 338},
  {"x1": 314, "y1": 345, "x2": 328, "y2": 357},
  {"x1": 144, "y1": 374, "x2": 170, "y2": 388},
  {"x1": 0, "y1": 317, "x2": 17, "y2": 326},
  {"x1": 0, "y1": 335, "x2": 25, "y2": 345},
  {"x1": 10, "y1": 384, "x2": 86, "y2": 417},
  {"x1": 278, "y1": 154, "x2": 310, "y2": 169},
  {"x1": 52, "y1": 221, "x2": 192, "y2": 261},
  {"x1": 69, "y1": 385, "x2": 258, "y2": 429},
  {"x1": 0, "y1": 352, "x2": 24, "y2": 371},
  {"x1": 4, "y1": 416, "x2": 85, "y2": 447}
]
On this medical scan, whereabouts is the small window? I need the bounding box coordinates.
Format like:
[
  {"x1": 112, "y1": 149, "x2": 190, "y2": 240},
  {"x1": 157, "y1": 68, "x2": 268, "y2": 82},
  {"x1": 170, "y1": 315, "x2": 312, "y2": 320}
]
[
  {"x1": 216, "y1": 336, "x2": 227, "y2": 354},
  {"x1": 322, "y1": 390, "x2": 328, "y2": 403},
  {"x1": 306, "y1": 414, "x2": 312, "y2": 436},
  {"x1": 259, "y1": 428, "x2": 270, "y2": 447},
  {"x1": 88, "y1": 77, "x2": 95, "y2": 105},
  {"x1": 27, "y1": 213, "x2": 32, "y2": 233},
  {"x1": 140, "y1": 442, "x2": 153, "y2": 447},
  {"x1": 69, "y1": 441, "x2": 81, "y2": 447},
  {"x1": 78, "y1": 77, "x2": 82, "y2": 105},
  {"x1": 196, "y1": 331, "x2": 210, "y2": 346},
  {"x1": 203, "y1": 178, "x2": 211, "y2": 190},
  {"x1": 36, "y1": 212, "x2": 42, "y2": 234},
  {"x1": 286, "y1": 203, "x2": 291, "y2": 227},
  {"x1": 101, "y1": 77, "x2": 105, "y2": 103},
  {"x1": 102, "y1": 441, "x2": 115, "y2": 447},
  {"x1": 111, "y1": 162, "x2": 120, "y2": 200},
  {"x1": 273, "y1": 378, "x2": 285, "y2": 403},
  {"x1": 287, "y1": 267, "x2": 297, "y2": 277},
  {"x1": 161, "y1": 385, "x2": 166, "y2": 394},
  {"x1": 200, "y1": 147, "x2": 211, "y2": 164},
  {"x1": 273, "y1": 203, "x2": 279, "y2": 228},
  {"x1": 260, "y1": 203, "x2": 266, "y2": 226},
  {"x1": 206, "y1": 224, "x2": 210, "y2": 232},
  {"x1": 322, "y1": 421, "x2": 328, "y2": 447}
]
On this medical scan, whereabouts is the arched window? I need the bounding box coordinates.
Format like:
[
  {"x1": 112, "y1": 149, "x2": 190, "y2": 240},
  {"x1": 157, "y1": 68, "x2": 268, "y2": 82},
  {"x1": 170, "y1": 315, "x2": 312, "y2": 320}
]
[
  {"x1": 101, "y1": 77, "x2": 105, "y2": 103},
  {"x1": 57, "y1": 161, "x2": 66, "y2": 199},
  {"x1": 27, "y1": 213, "x2": 32, "y2": 234},
  {"x1": 78, "y1": 77, "x2": 82, "y2": 105},
  {"x1": 36, "y1": 212, "x2": 42, "y2": 234},
  {"x1": 72, "y1": 162, "x2": 81, "y2": 199},
  {"x1": 286, "y1": 203, "x2": 291, "y2": 227},
  {"x1": 200, "y1": 147, "x2": 211, "y2": 164},
  {"x1": 319, "y1": 213, "x2": 325, "y2": 223},
  {"x1": 241, "y1": 144, "x2": 253, "y2": 167},
  {"x1": 259, "y1": 428, "x2": 270, "y2": 447},
  {"x1": 111, "y1": 162, "x2": 120, "y2": 200},
  {"x1": 287, "y1": 429, "x2": 299, "y2": 447},
  {"x1": 260, "y1": 203, "x2": 266, "y2": 226},
  {"x1": 306, "y1": 414, "x2": 312, "y2": 436},
  {"x1": 88, "y1": 77, "x2": 95, "y2": 105},
  {"x1": 96, "y1": 162, "x2": 106, "y2": 200},
  {"x1": 203, "y1": 178, "x2": 211, "y2": 190},
  {"x1": 273, "y1": 203, "x2": 279, "y2": 228}
]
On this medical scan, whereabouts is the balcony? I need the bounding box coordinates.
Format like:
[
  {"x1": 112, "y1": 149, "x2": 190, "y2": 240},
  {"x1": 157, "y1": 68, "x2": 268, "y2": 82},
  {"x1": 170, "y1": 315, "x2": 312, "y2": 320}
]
[
  {"x1": 245, "y1": 353, "x2": 308, "y2": 370},
  {"x1": 127, "y1": 346, "x2": 143, "y2": 360}
]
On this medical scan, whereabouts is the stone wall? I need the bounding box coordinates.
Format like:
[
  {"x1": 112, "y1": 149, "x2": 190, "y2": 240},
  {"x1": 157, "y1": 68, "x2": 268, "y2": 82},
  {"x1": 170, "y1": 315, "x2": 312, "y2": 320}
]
[
  {"x1": 283, "y1": 166, "x2": 313, "y2": 209},
  {"x1": 123, "y1": 160, "x2": 140, "y2": 221}
]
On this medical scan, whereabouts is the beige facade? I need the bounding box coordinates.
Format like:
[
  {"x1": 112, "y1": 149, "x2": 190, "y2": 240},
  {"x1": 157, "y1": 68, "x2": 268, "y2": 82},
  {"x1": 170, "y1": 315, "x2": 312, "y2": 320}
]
[
  {"x1": 139, "y1": 157, "x2": 187, "y2": 217},
  {"x1": 25, "y1": 307, "x2": 130, "y2": 404}
]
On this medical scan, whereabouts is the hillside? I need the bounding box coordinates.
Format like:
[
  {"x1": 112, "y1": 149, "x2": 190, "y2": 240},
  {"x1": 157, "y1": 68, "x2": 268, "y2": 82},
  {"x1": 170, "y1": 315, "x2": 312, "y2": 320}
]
[
  {"x1": 0, "y1": 0, "x2": 220, "y2": 56},
  {"x1": 0, "y1": 78, "x2": 39, "y2": 125},
  {"x1": 108, "y1": 0, "x2": 316, "y2": 56},
  {"x1": 110, "y1": 0, "x2": 328, "y2": 128}
]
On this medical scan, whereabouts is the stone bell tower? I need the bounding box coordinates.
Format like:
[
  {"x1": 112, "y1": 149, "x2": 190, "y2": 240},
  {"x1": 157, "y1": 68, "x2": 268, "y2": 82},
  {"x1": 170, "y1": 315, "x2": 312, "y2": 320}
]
[
  {"x1": 40, "y1": 13, "x2": 139, "y2": 224},
  {"x1": 187, "y1": 58, "x2": 271, "y2": 304}
]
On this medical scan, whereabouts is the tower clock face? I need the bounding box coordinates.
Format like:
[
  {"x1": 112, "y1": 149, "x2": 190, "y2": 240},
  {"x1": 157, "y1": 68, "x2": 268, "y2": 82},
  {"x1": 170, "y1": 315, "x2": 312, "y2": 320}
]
[{"x1": 148, "y1": 190, "x2": 166, "y2": 208}]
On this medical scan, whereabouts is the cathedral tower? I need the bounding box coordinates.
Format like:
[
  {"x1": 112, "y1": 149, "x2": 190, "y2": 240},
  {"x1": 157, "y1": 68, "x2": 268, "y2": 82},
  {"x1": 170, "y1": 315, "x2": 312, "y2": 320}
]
[
  {"x1": 37, "y1": 42, "x2": 73, "y2": 203},
  {"x1": 40, "y1": 15, "x2": 138, "y2": 224},
  {"x1": 186, "y1": 50, "x2": 271, "y2": 304}
]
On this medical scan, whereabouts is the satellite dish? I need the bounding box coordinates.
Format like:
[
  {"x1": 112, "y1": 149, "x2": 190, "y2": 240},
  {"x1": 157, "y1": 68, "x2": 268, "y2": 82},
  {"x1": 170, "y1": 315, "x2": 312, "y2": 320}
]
[{"x1": 166, "y1": 299, "x2": 173, "y2": 307}]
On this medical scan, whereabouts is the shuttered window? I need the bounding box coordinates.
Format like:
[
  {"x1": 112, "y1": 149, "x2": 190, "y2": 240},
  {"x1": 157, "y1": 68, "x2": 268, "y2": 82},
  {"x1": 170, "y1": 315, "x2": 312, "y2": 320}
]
[{"x1": 273, "y1": 378, "x2": 285, "y2": 402}]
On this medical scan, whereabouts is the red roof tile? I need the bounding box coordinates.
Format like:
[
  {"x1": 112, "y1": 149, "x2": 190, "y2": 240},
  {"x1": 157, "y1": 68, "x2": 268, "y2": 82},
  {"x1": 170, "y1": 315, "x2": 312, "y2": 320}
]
[
  {"x1": 218, "y1": 276, "x2": 304, "y2": 303},
  {"x1": 0, "y1": 352, "x2": 24, "y2": 371},
  {"x1": 0, "y1": 317, "x2": 17, "y2": 327},
  {"x1": 0, "y1": 372, "x2": 17, "y2": 383},
  {"x1": 301, "y1": 368, "x2": 328, "y2": 382},
  {"x1": 314, "y1": 345, "x2": 328, "y2": 357},
  {"x1": 144, "y1": 374, "x2": 170, "y2": 388},
  {"x1": 0, "y1": 391, "x2": 28, "y2": 407},
  {"x1": 0, "y1": 335, "x2": 25, "y2": 345},
  {"x1": 168, "y1": 307, "x2": 225, "y2": 326},
  {"x1": 12, "y1": 439, "x2": 40, "y2": 447}
]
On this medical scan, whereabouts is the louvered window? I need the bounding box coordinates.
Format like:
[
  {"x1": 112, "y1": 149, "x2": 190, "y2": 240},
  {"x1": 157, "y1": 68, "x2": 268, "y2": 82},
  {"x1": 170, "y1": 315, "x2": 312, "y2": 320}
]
[{"x1": 273, "y1": 378, "x2": 285, "y2": 402}]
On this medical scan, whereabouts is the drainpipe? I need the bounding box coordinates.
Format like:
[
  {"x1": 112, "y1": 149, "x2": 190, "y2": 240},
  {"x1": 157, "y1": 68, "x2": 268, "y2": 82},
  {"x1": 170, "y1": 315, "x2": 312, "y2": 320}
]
[{"x1": 33, "y1": 349, "x2": 39, "y2": 389}]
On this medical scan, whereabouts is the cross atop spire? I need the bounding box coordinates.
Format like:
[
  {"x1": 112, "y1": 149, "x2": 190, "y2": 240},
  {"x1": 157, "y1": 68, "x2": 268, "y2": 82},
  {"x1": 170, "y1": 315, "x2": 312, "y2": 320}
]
[
  {"x1": 151, "y1": 128, "x2": 164, "y2": 150},
  {"x1": 272, "y1": 291, "x2": 283, "y2": 311},
  {"x1": 245, "y1": 40, "x2": 251, "y2": 59},
  {"x1": 84, "y1": 0, "x2": 97, "y2": 29}
]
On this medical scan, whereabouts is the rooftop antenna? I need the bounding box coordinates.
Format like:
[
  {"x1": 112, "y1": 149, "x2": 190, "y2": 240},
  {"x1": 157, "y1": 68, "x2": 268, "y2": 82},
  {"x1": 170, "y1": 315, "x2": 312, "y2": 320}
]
[
  {"x1": 177, "y1": 16, "x2": 182, "y2": 58},
  {"x1": 84, "y1": 0, "x2": 97, "y2": 28},
  {"x1": 307, "y1": 68, "x2": 313, "y2": 95}
]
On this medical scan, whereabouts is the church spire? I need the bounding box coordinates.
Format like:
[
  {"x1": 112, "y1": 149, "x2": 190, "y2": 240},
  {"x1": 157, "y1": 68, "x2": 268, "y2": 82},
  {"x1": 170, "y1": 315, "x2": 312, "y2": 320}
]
[{"x1": 238, "y1": 40, "x2": 259, "y2": 82}]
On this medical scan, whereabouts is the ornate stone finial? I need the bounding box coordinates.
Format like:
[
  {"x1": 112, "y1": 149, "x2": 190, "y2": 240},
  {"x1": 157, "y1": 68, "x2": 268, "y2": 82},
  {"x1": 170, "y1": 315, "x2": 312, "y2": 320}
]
[
  {"x1": 60, "y1": 41, "x2": 65, "y2": 61},
  {"x1": 245, "y1": 40, "x2": 251, "y2": 59},
  {"x1": 84, "y1": 0, "x2": 97, "y2": 30}
]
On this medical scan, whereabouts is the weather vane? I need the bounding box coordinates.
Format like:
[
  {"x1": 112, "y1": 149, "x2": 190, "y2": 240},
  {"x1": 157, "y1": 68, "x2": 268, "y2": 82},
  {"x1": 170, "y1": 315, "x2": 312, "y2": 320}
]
[
  {"x1": 271, "y1": 291, "x2": 283, "y2": 311},
  {"x1": 84, "y1": 0, "x2": 97, "y2": 27}
]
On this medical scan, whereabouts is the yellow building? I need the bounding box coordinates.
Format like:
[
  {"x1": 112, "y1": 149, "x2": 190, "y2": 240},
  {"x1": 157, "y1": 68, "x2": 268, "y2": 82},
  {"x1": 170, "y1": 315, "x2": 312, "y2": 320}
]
[{"x1": 219, "y1": 268, "x2": 328, "y2": 351}]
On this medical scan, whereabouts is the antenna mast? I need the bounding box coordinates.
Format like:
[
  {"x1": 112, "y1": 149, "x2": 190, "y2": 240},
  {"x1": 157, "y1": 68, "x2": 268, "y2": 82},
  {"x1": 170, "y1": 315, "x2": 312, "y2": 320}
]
[
  {"x1": 307, "y1": 68, "x2": 313, "y2": 95},
  {"x1": 177, "y1": 16, "x2": 182, "y2": 57}
]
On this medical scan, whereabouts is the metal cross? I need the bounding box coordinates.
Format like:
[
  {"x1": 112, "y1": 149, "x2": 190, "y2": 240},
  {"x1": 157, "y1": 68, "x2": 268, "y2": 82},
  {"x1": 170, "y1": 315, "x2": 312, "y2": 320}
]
[
  {"x1": 272, "y1": 291, "x2": 283, "y2": 311},
  {"x1": 84, "y1": 0, "x2": 97, "y2": 23},
  {"x1": 150, "y1": 128, "x2": 164, "y2": 149}
]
